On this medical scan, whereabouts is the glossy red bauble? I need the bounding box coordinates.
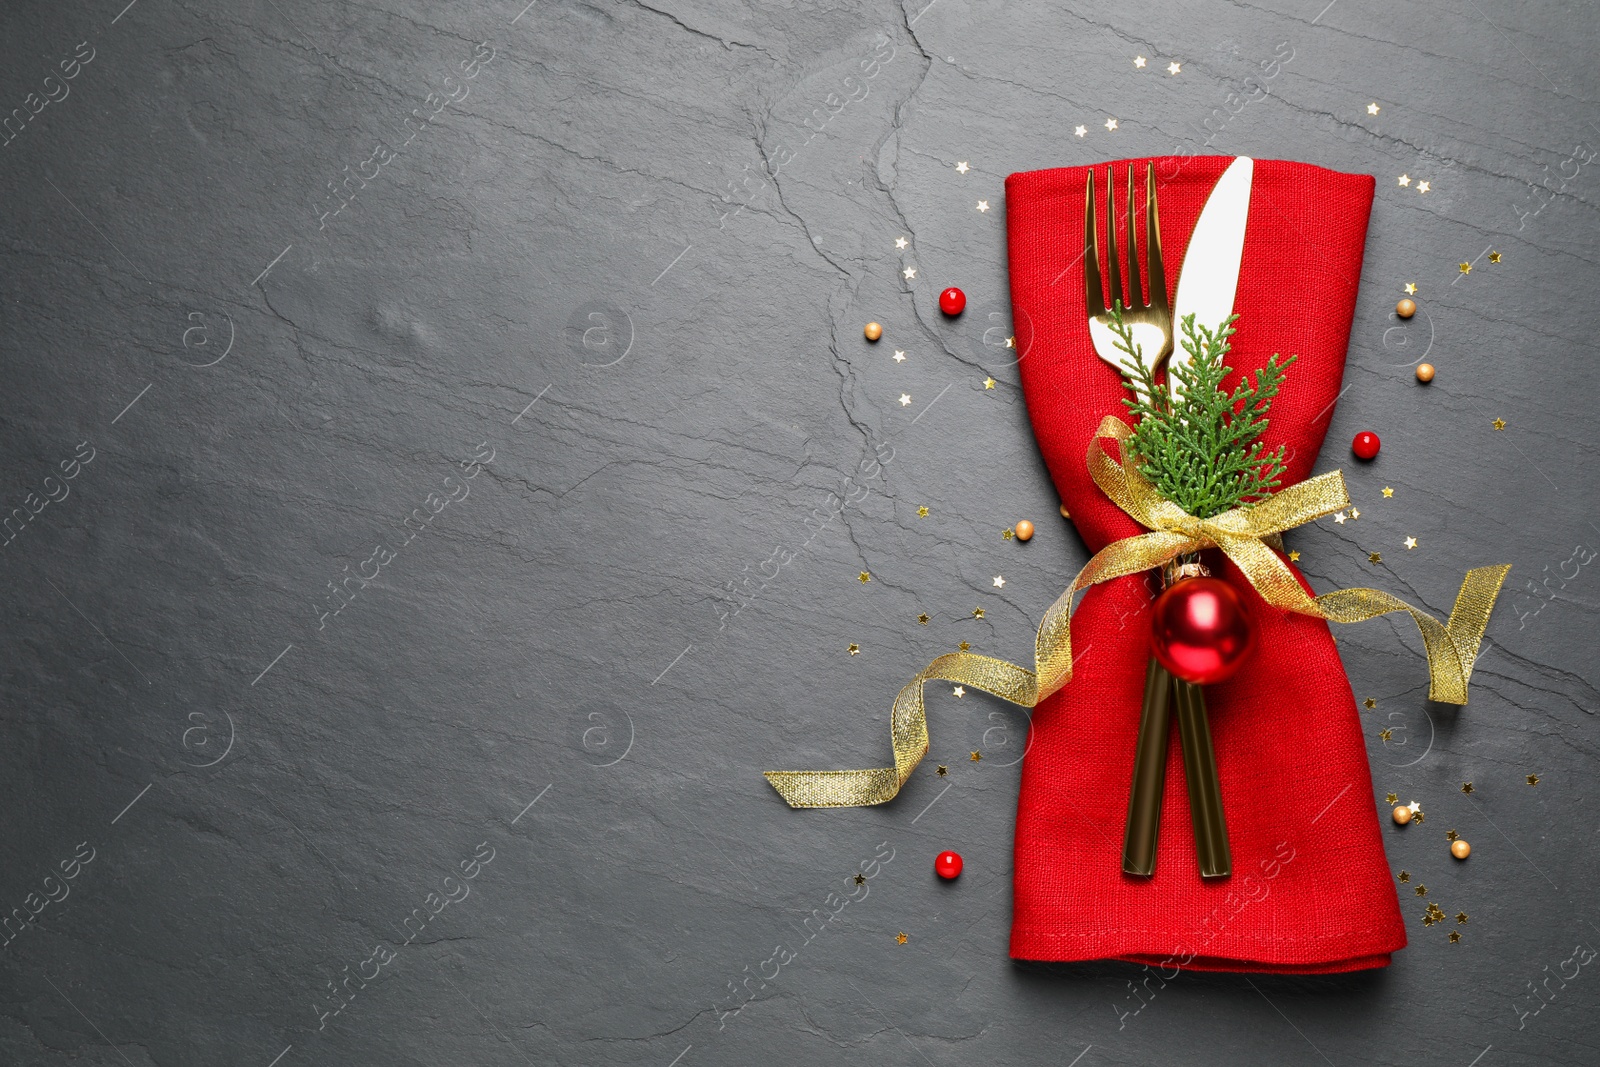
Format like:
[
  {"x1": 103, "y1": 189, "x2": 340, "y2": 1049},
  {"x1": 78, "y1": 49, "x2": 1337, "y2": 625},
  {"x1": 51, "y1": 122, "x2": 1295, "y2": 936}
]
[
  {"x1": 1351, "y1": 431, "x2": 1381, "y2": 460},
  {"x1": 934, "y1": 850, "x2": 963, "y2": 880},
  {"x1": 1150, "y1": 577, "x2": 1258, "y2": 686},
  {"x1": 938, "y1": 287, "x2": 966, "y2": 316}
]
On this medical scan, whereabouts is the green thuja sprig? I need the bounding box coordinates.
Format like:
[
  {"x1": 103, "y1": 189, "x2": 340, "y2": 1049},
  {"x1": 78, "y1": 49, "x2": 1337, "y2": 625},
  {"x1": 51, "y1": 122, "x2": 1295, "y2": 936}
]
[{"x1": 1107, "y1": 303, "x2": 1295, "y2": 519}]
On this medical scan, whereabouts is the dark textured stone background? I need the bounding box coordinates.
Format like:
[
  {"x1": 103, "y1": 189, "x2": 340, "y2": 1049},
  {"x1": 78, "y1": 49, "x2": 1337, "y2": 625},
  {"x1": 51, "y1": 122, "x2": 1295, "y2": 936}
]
[{"x1": 0, "y1": 0, "x2": 1596, "y2": 1064}]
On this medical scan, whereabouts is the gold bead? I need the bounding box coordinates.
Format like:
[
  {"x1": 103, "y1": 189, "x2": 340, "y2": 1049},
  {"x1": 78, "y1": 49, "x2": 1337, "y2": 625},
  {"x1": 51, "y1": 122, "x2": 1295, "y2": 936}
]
[
  {"x1": 1415, "y1": 362, "x2": 1435, "y2": 383},
  {"x1": 1014, "y1": 520, "x2": 1034, "y2": 542},
  {"x1": 863, "y1": 322, "x2": 883, "y2": 342},
  {"x1": 1059, "y1": 504, "x2": 1071, "y2": 519},
  {"x1": 1396, "y1": 298, "x2": 1417, "y2": 319},
  {"x1": 1392, "y1": 805, "x2": 1412, "y2": 825},
  {"x1": 1451, "y1": 839, "x2": 1471, "y2": 859}
]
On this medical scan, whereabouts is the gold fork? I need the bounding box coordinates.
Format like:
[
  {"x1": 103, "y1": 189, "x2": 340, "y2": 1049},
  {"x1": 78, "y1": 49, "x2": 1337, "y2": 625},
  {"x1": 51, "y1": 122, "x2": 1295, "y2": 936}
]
[{"x1": 1084, "y1": 163, "x2": 1173, "y2": 382}]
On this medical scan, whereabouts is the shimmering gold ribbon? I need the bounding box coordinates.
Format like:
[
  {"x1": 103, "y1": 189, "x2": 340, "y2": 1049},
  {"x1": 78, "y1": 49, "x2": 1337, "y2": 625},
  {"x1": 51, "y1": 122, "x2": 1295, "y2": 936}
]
[{"x1": 765, "y1": 416, "x2": 1510, "y2": 809}]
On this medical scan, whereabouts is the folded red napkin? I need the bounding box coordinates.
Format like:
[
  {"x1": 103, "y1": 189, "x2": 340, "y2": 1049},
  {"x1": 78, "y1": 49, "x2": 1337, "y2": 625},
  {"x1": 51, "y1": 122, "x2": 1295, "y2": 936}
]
[{"x1": 1003, "y1": 156, "x2": 1405, "y2": 972}]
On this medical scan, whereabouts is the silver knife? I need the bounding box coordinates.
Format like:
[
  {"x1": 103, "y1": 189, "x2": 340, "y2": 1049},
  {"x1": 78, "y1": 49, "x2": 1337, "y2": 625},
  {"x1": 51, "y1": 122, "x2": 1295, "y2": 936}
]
[{"x1": 1169, "y1": 156, "x2": 1253, "y2": 392}]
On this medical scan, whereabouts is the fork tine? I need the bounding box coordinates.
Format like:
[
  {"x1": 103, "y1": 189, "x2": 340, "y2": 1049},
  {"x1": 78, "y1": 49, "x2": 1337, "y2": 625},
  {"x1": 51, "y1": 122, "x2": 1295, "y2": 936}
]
[
  {"x1": 1125, "y1": 165, "x2": 1144, "y2": 310},
  {"x1": 1144, "y1": 163, "x2": 1168, "y2": 311},
  {"x1": 1103, "y1": 167, "x2": 1122, "y2": 312},
  {"x1": 1084, "y1": 170, "x2": 1103, "y2": 313}
]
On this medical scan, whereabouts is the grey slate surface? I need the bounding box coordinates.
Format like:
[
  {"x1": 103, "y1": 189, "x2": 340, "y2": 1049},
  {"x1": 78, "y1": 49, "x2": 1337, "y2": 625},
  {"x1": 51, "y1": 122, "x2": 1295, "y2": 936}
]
[{"x1": 0, "y1": 1, "x2": 1597, "y2": 1064}]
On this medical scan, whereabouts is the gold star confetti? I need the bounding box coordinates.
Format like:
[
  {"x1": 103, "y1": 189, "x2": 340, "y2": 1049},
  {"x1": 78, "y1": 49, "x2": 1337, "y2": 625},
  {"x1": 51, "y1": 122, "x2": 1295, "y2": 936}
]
[
  {"x1": 1493, "y1": 418, "x2": 1505, "y2": 430},
  {"x1": 1105, "y1": 117, "x2": 1119, "y2": 131},
  {"x1": 1382, "y1": 486, "x2": 1394, "y2": 497},
  {"x1": 992, "y1": 575, "x2": 1006, "y2": 588},
  {"x1": 1369, "y1": 552, "x2": 1383, "y2": 564},
  {"x1": 1459, "y1": 261, "x2": 1472, "y2": 275},
  {"x1": 859, "y1": 571, "x2": 871, "y2": 583},
  {"x1": 1334, "y1": 512, "x2": 1347, "y2": 524},
  {"x1": 976, "y1": 200, "x2": 990, "y2": 213},
  {"x1": 1167, "y1": 61, "x2": 1182, "y2": 74},
  {"x1": 958, "y1": 641, "x2": 970, "y2": 652},
  {"x1": 1367, "y1": 102, "x2": 1380, "y2": 115},
  {"x1": 1527, "y1": 774, "x2": 1540, "y2": 785},
  {"x1": 1449, "y1": 931, "x2": 1462, "y2": 943},
  {"x1": 1457, "y1": 912, "x2": 1469, "y2": 924},
  {"x1": 1423, "y1": 915, "x2": 1436, "y2": 927},
  {"x1": 918, "y1": 506, "x2": 929, "y2": 517},
  {"x1": 893, "y1": 349, "x2": 906, "y2": 362},
  {"x1": 1379, "y1": 728, "x2": 1393, "y2": 742},
  {"x1": 983, "y1": 377, "x2": 996, "y2": 389},
  {"x1": 953, "y1": 685, "x2": 965, "y2": 698},
  {"x1": 1418, "y1": 181, "x2": 1431, "y2": 194},
  {"x1": 1398, "y1": 174, "x2": 1411, "y2": 187},
  {"x1": 903, "y1": 266, "x2": 917, "y2": 279},
  {"x1": 917, "y1": 613, "x2": 930, "y2": 625},
  {"x1": 854, "y1": 873, "x2": 866, "y2": 885},
  {"x1": 1005, "y1": 336, "x2": 1015, "y2": 348},
  {"x1": 1133, "y1": 55, "x2": 1147, "y2": 68},
  {"x1": 848, "y1": 643, "x2": 860, "y2": 655},
  {"x1": 1074, "y1": 125, "x2": 1087, "y2": 138},
  {"x1": 895, "y1": 237, "x2": 909, "y2": 249},
  {"x1": 1398, "y1": 870, "x2": 1410, "y2": 882},
  {"x1": 936, "y1": 764, "x2": 947, "y2": 776},
  {"x1": 970, "y1": 750, "x2": 982, "y2": 762},
  {"x1": 1002, "y1": 528, "x2": 1014, "y2": 540},
  {"x1": 1408, "y1": 801, "x2": 1421, "y2": 814},
  {"x1": 1446, "y1": 829, "x2": 1459, "y2": 841},
  {"x1": 972, "y1": 607, "x2": 985, "y2": 619},
  {"x1": 1288, "y1": 550, "x2": 1301, "y2": 562},
  {"x1": 1415, "y1": 884, "x2": 1428, "y2": 896},
  {"x1": 1414, "y1": 810, "x2": 1425, "y2": 823},
  {"x1": 899, "y1": 393, "x2": 912, "y2": 407},
  {"x1": 1404, "y1": 282, "x2": 1418, "y2": 295},
  {"x1": 955, "y1": 161, "x2": 970, "y2": 174},
  {"x1": 1489, "y1": 251, "x2": 1502, "y2": 263},
  {"x1": 1351, "y1": 508, "x2": 1361, "y2": 519},
  {"x1": 1365, "y1": 697, "x2": 1377, "y2": 709},
  {"x1": 1405, "y1": 536, "x2": 1417, "y2": 550},
  {"x1": 1387, "y1": 793, "x2": 1399, "y2": 805},
  {"x1": 1461, "y1": 782, "x2": 1474, "y2": 794},
  {"x1": 895, "y1": 931, "x2": 908, "y2": 944}
]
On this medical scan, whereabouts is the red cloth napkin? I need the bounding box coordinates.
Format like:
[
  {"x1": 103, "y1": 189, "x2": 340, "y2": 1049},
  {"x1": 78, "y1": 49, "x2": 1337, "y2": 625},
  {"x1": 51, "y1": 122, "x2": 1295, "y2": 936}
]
[{"x1": 1003, "y1": 156, "x2": 1405, "y2": 972}]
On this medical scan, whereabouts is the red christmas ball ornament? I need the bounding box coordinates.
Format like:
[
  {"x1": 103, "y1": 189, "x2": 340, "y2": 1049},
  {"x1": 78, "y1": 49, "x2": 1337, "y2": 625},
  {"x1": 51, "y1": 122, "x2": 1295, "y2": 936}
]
[
  {"x1": 1150, "y1": 577, "x2": 1258, "y2": 685},
  {"x1": 934, "y1": 850, "x2": 964, "y2": 880},
  {"x1": 1351, "y1": 431, "x2": 1381, "y2": 460},
  {"x1": 938, "y1": 287, "x2": 966, "y2": 316}
]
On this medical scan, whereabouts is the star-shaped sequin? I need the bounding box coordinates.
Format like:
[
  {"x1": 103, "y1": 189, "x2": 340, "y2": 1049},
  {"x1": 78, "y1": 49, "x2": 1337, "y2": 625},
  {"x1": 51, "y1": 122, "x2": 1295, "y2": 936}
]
[
  {"x1": 903, "y1": 266, "x2": 917, "y2": 279},
  {"x1": 1334, "y1": 512, "x2": 1347, "y2": 524},
  {"x1": 1423, "y1": 915, "x2": 1436, "y2": 926},
  {"x1": 1002, "y1": 528, "x2": 1014, "y2": 540},
  {"x1": 1367, "y1": 102, "x2": 1380, "y2": 115},
  {"x1": 936, "y1": 764, "x2": 948, "y2": 776},
  {"x1": 1489, "y1": 251, "x2": 1502, "y2": 263},
  {"x1": 1456, "y1": 912, "x2": 1469, "y2": 924},
  {"x1": 1382, "y1": 486, "x2": 1394, "y2": 497},
  {"x1": 955, "y1": 161, "x2": 970, "y2": 174},
  {"x1": 983, "y1": 377, "x2": 996, "y2": 389},
  {"x1": 859, "y1": 571, "x2": 871, "y2": 583},
  {"x1": 899, "y1": 393, "x2": 912, "y2": 407},
  {"x1": 1459, "y1": 261, "x2": 1472, "y2": 275},
  {"x1": 918, "y1": 506, "x2": 929, "y2": 517},
  {"x1": 895, "y1": 237, "x2": 909, "y2": 249},
  {"x1": 972, "y1": 608, "x2": 984, "y2": 619},
  {"x1": 1415, "y1": 884, "x2": 1428, "y2": 896},
  {"x1": 1167, "y1": 61, "x2": 1181, "y2": 74},
  {"x1": 848, "y1": 643, "x2": 860, "y2": 655},
  {"x1": 1446, "y1": 829, "x2": 1459, "y2": 841},
  {"x1": 1365, "y1": 697, "x2": 1377, "y2": 709},
  {"x1": 1369, "y1": 552, "x2": 1383, "y2": 564},
  {"x1": 992, "y1": 575, "x2": 1005, "y2": 588},
  {"x1": 1105, "y1": 118, "x2": 1119, "y2": 131},
  {"x1": 1461, "y1": 782, "x2": 1474, "y2": 794},
  {"x1": 1408, "y1": 801, "x2": 1422, "y2": 814},
  {"x1": 953, "y1": 686, "x2": 965, "y2": 698},
  {"x1": 1527, "y1": 774, "x2": 1540, "y2": 785},
  {"x1": 1379, "y1": 728, "x2": 1393, "y2": 742},
  {"x1": 917, "y1": 613, "x2": 930, "y2": 625},
  {"x1": 893, "y1": 350, "x2": 906, "y2": 362},
  {"x1": 855, "y1": 873, "x2": 866, "y2": 885},
  {"x1": 1387, "y1": 793, "x2": 1399, "y2": 805},
  {"x1": 1397, "y1": 869, "x2": 1410, "y2": 882},
  {"x1": 1398, "y1": 174, "x2": 1411, "y2": 187},
  {"x1": 895, "y1": 932, "x2": 908, "y2": 944},
  {"x1": 1493, "y1": 418, "x2": 1506, "y2": 430},
  {"x1": 970, "y1": 751, "x2": 982, "y2": 761},
  {"x1": 1288, "y1": 550, "x2": 1301, "y2": 562},
  {"x1": 1405, "y1": 536, "x2": 1417, "y2": 549},
  {"x1": 1074, "y1": 125, "x2": 1087, "y2": 138},
  {"x1": 958, "y1": 641, "x2": 970, "y2": 652},
  {"x1": 1005, "y1": 336, "x2": 1015, "y2": 348},
  {"x1": 1418, "y1": 181, "x2": 1431, "y2": 193},
  {"x1": 1449, "y1": 931, "x2": 1462, "y2": 943},
  {"x1": 976, "y1": 200, "x2": 990, "y2": 213},
  {"x1": 1404, "y1": 282, "x2": 1418, "y2": 295},
  {"x1": 1133, "y1": 55, "x2": 1147, "y2": 68},
  {"x1": 1350, "y1": 508, "x2": 1361, "y2": 519}
]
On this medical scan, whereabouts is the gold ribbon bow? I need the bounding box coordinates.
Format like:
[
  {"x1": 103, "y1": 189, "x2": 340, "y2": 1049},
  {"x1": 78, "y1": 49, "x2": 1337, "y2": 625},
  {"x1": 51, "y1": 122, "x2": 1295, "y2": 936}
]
[{"x1": 765, "y1": 416, "x2": 1510, "y2": 809}]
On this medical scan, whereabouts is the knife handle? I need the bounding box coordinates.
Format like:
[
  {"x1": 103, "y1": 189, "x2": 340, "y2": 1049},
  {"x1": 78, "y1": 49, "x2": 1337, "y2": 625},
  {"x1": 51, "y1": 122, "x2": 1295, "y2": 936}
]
[
  {"x1": 1174, "y1": 679, "x2": 1231, "y2": 879},
  {"x1": 1121, "y1": 656, "x2": 1173, "y2": 877}
]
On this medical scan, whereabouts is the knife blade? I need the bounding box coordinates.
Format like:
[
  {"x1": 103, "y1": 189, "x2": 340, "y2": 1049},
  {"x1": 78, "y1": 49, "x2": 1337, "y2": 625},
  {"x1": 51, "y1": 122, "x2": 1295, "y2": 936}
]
[{"x1": 1168, "y1": 156, "x2": 1253, "y2": 391}]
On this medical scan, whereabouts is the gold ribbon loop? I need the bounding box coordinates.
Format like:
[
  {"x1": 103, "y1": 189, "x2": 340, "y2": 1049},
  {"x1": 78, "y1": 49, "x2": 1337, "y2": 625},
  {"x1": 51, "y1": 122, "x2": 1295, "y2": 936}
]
[{"x1": 765, "y1": 416, "x2": 1510, "y2": 809}]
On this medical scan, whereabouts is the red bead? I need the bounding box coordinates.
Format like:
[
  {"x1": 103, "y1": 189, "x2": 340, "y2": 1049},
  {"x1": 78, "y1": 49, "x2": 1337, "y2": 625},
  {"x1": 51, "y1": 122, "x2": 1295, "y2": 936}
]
[
  {"x1": 934, "y1": 850, "x2": 963, "y2": 880},
  {"x1": 1150, "y1": 577, "x2": 1258, "y2": 685},
  {"x1": 1351, "y1": 431, "x2": 1381, "y2": 460},
  {"x1": 938, "y1": 287, "x2": 966, "y2": 316}
]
